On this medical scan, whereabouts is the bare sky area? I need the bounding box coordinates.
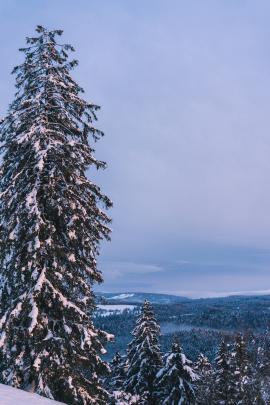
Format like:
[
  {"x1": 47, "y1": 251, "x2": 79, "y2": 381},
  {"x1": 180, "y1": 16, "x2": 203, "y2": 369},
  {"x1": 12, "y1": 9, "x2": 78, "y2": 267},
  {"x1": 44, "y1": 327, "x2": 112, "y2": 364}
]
[{"x1": 1, "y1": 0, "x2": 270, "y2": 296}]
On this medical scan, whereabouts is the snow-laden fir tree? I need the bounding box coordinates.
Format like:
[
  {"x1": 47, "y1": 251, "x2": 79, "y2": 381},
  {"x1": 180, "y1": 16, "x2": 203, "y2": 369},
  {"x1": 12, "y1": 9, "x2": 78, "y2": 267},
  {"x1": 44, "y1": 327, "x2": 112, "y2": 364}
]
[
  {"x1": 232, "y1": 333, "x2": 253, "y2": 404},
  {"x1": 213, "y1": 340, "x2": 238, "y2": 405},
  {"x1": 194, "y1": 353, "x2": 213, "y2": 405},
  {"x1": 234, "y1": 333, "x2": 249, "y2": 371},
  {"x1": 108, "y1": 351, "x2": 127, "y2": 391},
  {"x1": 233, "y1": 333, "x2": 265, "y2": 405},
  {"x1": 256, "y1": 332, "x2": 270, "y2": 404},
  {"x1": 195, "y1": 353, "x2": 212, "y2": 375},
  {"x1": 124, "y1": 300, "x2": 162, "y2": 404},
  {"x1": 156, "y1": 341, "x2": 197, "y2": 405},
  {"x1": 0, "y1": 26, "x2": 112, "y2": 404},
  {"x1": 108, "y1": 353, "x2": 141, "y2": 405}
]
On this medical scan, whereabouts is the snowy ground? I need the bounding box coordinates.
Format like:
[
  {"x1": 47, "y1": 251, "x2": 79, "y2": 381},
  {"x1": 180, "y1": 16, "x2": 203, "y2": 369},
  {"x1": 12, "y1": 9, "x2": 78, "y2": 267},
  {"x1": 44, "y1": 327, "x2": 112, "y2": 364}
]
[
  {"x1": 0, "y1": 384, "x2": 65, "y2": 405},
  {"x1": 96, "y1": 304, "x2": 136, "y2": 316},
  {"x1": 110, "y1": 293, "x2": 135, "y2": 300}
]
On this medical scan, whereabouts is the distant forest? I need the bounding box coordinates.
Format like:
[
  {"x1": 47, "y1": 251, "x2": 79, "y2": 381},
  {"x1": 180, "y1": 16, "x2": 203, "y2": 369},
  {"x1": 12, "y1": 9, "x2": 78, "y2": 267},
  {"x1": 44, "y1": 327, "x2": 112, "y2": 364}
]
[{"x1": 95, "y1": 294, "x2": 270, "y2": 360}]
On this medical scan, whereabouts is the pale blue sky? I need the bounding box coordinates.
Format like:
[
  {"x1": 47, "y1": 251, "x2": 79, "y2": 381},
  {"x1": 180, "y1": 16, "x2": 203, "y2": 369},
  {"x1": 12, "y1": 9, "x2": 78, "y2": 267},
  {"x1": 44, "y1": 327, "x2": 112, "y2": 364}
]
[{"x1": 1, "y1": 1, "x2": 270, "y2": 297}]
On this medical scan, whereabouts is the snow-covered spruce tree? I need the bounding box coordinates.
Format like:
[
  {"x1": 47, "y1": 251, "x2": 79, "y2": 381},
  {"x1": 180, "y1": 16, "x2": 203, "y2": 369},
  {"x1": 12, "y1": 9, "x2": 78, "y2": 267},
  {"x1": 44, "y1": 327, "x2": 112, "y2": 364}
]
[
  {"x1": 256, "y1": 333, "x2": 270, "y2": 404},
  {"x1": 195, "y1": 353, "x2": 212, "y2": 376},
  {"x1": 194, "y1": 353, "x2": 213, "y2": 405},
  {"x1": 0, "y1": 26, "x2": 112, "y2": 404},
  {"x1": 234, "y1": 333, "x2": 249, "y2": 372},
  {"x1": 232, "y1": 333, "x2": 253, "y2": 404},
  {"x1": 213, "y1": 340, "x2": 238, "y2": 405},
  {"x1": 108, "y1": 351, "x2": 127, "y2": 391},
  {"x1": 228, "y1": 333, "x2": 264, "y2": 405},
  {"x1": 124, "y1": 300, "x2": 162, "y2": 404},
  {"x1": 156, "y1": 342, "x2": 197, "y2": 405}
]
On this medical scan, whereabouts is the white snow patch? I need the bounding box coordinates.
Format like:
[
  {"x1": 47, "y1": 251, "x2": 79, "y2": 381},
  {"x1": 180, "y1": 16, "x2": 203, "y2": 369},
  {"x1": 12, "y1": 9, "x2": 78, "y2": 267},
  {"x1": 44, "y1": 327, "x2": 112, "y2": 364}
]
[
  {"x1": 33, "y1": 140, "x2": 40, "y2": 152},
  {"x1": 67, "y1": 377, "x2": 74, "y2": 389},
  {"x1": 68, "y1": 230, "x2": 76, "y2": 239},
  {"x1": 0, "y1": 313, "x2": 7, "y2": 329},
  {"x1": 28, "y1": 297, "x2": 39, "y2": 334},
  {"x1": 97, "y1": 304, "x2": 136, "y2": 316},
  {"x1": 34, "y1": 236, "x2": 41, "y2": 249},
  {"x1": 8, "y1": 229, "x2": 16, "y2": 240},
  {"x1": 26, "y1": 190, "x2": 36, "y2": 207},
  {"x1": 110, "y1": 293, "x2": 135, "y2": 300},
  {"x1": 33, "y1": 356, "x2": 42, "y2": 370},
  {"x1": 43, "y1": 331, "x2": 54, "y2": 341},
  {"x1": 68, "y1": 254, "x2": 75, "y2": 262},
  {"x1": 0, "y1": 332, "x2": 6, "y2": 348},
  {"x1": 0, "y1": 383, "x2": 66, "y2": 404},
  {"x1": 10, "y1": 302, "x2": 22, "y2": 318},
  {"x1": 106, "y1": 333, "x2": 114, "y2": 341},
  {"x1": 113, "y1": 391, "x2": 140, "y2": 404},
  {"x1": 64, "y1": 325, "x2": 72, "y2": 335},
  {"x1": 45, "y1": 237, "x2": 52, "y2": 246}
]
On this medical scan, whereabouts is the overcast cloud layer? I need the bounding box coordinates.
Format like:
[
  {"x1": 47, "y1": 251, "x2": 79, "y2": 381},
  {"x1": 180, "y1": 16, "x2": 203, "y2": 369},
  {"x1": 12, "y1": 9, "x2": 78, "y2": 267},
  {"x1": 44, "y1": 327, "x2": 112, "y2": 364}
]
[{"x1": 1, "y1": 1, "x2": 270, "y2": 297}]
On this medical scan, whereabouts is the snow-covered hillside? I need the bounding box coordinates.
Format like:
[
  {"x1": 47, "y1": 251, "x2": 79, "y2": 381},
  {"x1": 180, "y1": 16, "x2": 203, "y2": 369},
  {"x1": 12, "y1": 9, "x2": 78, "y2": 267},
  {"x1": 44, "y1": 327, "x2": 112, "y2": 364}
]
[
  {"x1": 0, "y1": 384, "x2": 65, "y2": 405},
  {"x1": 110, "y1": 293, "x2": 135, "y2": 300},
  {"x1": 96, "y1": 291, "x2": 189, "y2": 304}
]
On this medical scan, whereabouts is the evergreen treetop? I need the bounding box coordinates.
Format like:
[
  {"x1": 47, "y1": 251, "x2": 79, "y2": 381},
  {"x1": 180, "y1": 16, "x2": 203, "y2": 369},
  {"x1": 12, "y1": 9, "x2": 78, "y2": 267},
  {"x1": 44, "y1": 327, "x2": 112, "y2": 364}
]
[
  {"x1": 234, "y1": 333, "x2": 250, "y2": 375},
  {"x1": 213, "y1": 340, "x2": 238, "y2": 405},
  {"x1": 109, "y1": 351, "x2": 127, "y2": 391},
  {"x1": 125, "y1": 300, "x2": 162, "y2": 404},
  {"x1": 156, "y1": 341, "x2": 197, "y2": 405},
  {"x1": 232, "y1": 334, "x2": 264, "y2": 405},
  {"x1": 194, "y1": 353, "x2": 212, "y2": 376},
  {"x1": 194, "y1": 353, "x2": 213, "y2": 405}
]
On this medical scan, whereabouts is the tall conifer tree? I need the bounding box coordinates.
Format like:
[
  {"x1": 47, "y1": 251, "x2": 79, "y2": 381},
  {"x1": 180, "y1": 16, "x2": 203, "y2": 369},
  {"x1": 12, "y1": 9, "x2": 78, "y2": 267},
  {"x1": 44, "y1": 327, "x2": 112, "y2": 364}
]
[
  {"x1": 124, "y1": 300, "x2": 162, "y2": 404},
  {"x1": 194, "y1": 353, "x2": 213, "y2": 404},
  {"x1": 255, "y1": 333, "x2": 269, "y2": 404},
  {"x1": 233, "y1": 334, "x2": 252, "y2": 403},
  {"x1": 213, "y1": 341, "x2": 238, "y2": 405},
  {"x1": 108, "y1": 351, "x2": 127, "y2": 391},
  {"x1": 231, "y1": 334, "x2": 264, "y2": 405},
  {"x1": 0, "y1": 26, "x2": 112, "y2": 404}
]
